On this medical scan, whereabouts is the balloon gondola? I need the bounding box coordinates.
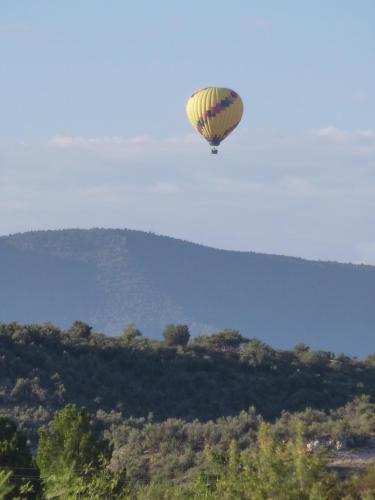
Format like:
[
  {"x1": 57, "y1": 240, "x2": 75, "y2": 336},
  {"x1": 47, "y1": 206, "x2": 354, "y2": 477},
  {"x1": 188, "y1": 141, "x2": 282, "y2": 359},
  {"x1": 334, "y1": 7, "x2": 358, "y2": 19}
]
[{"x1": 186, "y1": 87, "x2": 243, "y2": 154}]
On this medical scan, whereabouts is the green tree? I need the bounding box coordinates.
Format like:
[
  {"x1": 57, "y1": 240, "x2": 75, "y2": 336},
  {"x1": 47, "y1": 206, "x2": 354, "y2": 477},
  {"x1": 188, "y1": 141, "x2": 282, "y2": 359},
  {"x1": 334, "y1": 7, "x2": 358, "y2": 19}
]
[
  {"x1": 0, "y1": 471, "x2": 13, "y2": 500},
  {"x1": 73, "y1": 459, "x2": 128, "y2": 500},
  {"x1": 162, "y1": 324, "x2": 190, "y2": 347},
  {"x1": 67, "y1": 321, "x2": 92, "y2": 339},
  {"x1": 122, "y1": 323, "x2": 142, "y2": 344},
  {"x1": 210, "y1": 330, "x2": 248, "y2": 351},
  {"x1": 195, "y1": 422, "x2": 339, "y2": 499},
  {"x1": 192, "y1": 330, "x2": 248, "y2": 353},
  {"x1": 294, "y1": 342, "x2": 310, "y2": 353},
  {"x1": 41, "y1": 459, "x2": 127, "y2": 500},
  {"x1": 0, "y1": 417, "x2": 37, "y2": 498},
  {"x1": 366, "y1": 352, "x2": 375, "y2": 366},
  {"x1": 240, "y1": 338, "x2": 275, "y2": 368},
  {"x1": 345, "y1": 465, "x2": 375, "y2": 499},
  {"x1": 37, "y1": 404, "x2": 110, "y2": 497}
]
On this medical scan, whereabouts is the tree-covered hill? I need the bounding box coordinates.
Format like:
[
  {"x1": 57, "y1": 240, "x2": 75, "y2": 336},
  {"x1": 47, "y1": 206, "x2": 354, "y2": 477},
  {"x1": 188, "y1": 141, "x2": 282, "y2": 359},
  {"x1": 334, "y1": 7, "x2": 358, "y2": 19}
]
[
  {"x1": 1, "y1": 228, "x2": 375, "y2": 355},
  {"x1": 1, "y1": 322, "x2": 375, "y2": 433}
]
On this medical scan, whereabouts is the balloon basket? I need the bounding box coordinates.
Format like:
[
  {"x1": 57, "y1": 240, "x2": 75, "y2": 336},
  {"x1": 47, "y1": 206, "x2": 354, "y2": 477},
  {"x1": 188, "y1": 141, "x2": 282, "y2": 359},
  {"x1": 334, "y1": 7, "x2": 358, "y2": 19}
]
[{"x1": 211, "y1": 148, "x2": 218, "y2": 154}]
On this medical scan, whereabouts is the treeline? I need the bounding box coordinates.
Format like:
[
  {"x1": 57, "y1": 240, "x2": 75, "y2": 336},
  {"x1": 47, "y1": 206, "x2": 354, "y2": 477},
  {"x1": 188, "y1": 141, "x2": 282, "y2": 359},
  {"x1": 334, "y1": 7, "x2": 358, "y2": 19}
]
[
  {"x1": 2, "y1": 400, "x2": 375, "y2": 498},
  {"x1": 1, "y1": 321, "x2": 375, "y2": 436}
]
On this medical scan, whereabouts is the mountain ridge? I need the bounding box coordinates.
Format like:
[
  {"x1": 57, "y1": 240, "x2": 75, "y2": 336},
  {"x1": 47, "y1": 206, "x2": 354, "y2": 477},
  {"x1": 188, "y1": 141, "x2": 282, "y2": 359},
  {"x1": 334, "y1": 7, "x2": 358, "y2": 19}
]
[
  {"x1": 2, "y1": 227, "x2": 373, "y2": 268},
  {"x1": 1, "y1": 227, "x2": 374, "y2": 356}
]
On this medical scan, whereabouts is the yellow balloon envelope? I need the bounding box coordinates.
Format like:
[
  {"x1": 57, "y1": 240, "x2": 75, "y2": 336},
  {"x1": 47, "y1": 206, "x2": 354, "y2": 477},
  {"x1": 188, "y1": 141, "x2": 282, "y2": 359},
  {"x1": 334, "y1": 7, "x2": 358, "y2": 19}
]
[{"x1": 186, "y1": 87, "x2": 243, "y2": 153}]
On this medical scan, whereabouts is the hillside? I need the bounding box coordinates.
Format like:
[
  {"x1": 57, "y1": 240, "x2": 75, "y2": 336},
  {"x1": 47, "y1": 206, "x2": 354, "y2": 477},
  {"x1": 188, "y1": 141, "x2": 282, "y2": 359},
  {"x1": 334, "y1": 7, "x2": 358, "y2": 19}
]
[
  {"x1": 1, "y1": 322, "x2": 375, "y2": 497},
  {"x1": 1, "y1": 322, "x2": 375, "y2": 426},
  {"x1": 0, "y1": 228, "x2": 375, "y2": 356}
]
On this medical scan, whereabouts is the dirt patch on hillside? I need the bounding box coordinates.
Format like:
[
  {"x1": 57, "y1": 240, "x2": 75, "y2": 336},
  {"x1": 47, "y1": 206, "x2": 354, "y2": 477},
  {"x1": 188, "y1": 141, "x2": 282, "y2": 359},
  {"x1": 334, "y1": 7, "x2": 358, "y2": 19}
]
[{"x1": 329, "y1": 448, "x2": 375, "y2": 473}]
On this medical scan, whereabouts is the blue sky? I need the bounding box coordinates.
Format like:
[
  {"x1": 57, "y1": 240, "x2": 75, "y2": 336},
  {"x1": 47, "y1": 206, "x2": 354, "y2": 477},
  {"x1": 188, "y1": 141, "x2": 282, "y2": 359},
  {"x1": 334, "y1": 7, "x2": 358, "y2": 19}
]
[{"x1": 1, "y1": 1, "x2": 375, "y2": 263}]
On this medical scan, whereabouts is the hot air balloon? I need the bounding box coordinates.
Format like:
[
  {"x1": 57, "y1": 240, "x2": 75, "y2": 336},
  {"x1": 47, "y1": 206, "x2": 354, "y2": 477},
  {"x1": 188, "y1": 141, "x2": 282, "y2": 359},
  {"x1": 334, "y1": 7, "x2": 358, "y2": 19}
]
[{"x1": 186, "y1": 87, "x2": 243, "y2": 154}]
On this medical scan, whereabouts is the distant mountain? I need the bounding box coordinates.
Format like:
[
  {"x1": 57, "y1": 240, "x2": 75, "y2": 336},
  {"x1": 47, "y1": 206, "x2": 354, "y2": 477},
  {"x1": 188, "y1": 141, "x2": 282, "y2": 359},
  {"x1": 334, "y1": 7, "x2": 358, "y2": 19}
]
[{"x1": 0, "y1": 228, "x2": 374, "y2": 356}]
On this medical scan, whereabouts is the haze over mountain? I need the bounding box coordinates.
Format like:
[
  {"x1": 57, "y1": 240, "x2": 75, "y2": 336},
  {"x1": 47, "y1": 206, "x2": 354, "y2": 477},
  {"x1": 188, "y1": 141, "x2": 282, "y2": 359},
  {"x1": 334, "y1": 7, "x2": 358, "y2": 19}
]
[{"x1": 0, "y1": 228, "x2": 374, "y2": 356}]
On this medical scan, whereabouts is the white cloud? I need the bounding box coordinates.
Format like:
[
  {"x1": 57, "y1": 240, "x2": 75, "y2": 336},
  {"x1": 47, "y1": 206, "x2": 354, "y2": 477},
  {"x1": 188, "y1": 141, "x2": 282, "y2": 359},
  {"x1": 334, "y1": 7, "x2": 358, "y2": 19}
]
[
  {"x1": 356, "y1": 129, "x2": 375, "y2": 139},
  {"x1": 314, "y1": 127, "x2": 347, "y2": 140},
  {"x1": 126, "y1": 135, "x2": 154, "y2": 145},
  {"x1": 150, "y1": 182, "x2": 180, "y2": 194},
  {"x1": 49, "y1": 134, "x2": 198, "y2": 149},
  {"x1": 314, "y1": 126, "x2": 375, "y2": 143},
  {"x1": 50, "y1": 135, "x2": 134, "y2": 147},
  {"x1": 49, "y1": 127, "x2": 375, "y2": 165},
  {"x1": 312, "y1": 127, "x2": 375, "y2": 157}
]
